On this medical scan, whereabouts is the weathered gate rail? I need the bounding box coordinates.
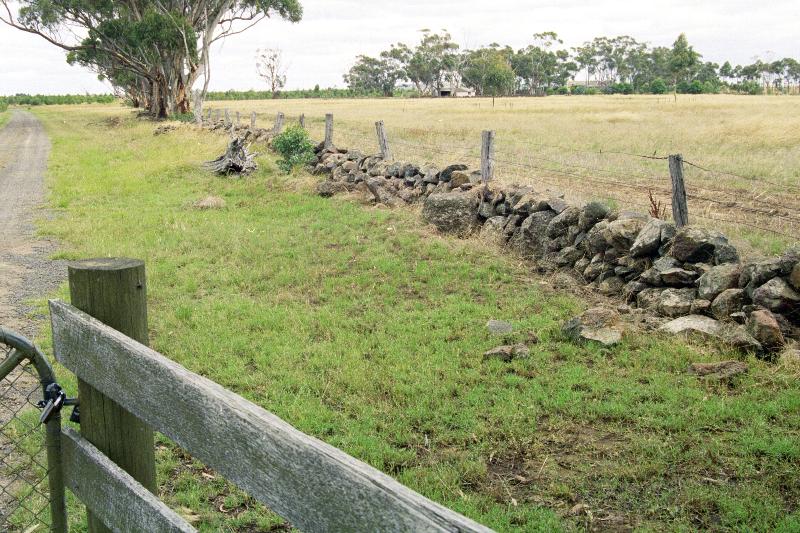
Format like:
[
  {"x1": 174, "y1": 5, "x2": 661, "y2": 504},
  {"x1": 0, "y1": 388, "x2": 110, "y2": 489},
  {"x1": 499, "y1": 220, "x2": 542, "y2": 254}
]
[{"x1": 49, "y1": 296, "x2": 493, "y2": 532}]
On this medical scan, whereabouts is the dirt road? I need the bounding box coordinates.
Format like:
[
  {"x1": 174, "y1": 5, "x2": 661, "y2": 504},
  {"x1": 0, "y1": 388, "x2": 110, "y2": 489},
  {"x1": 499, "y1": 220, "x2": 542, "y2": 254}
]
[{"x1": 0, "y1": 110, "x2": 64, "y2": 338}]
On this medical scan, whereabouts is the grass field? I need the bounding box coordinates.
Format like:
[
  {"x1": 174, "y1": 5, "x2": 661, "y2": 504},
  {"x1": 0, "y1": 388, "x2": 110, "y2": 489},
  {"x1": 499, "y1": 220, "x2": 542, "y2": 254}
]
[
  {"x1": 26, "y1": 104, "x2": 800, "y2": 532},
  {"x1": 210, "y1": 95, "x2": 800, "y2": 255}
]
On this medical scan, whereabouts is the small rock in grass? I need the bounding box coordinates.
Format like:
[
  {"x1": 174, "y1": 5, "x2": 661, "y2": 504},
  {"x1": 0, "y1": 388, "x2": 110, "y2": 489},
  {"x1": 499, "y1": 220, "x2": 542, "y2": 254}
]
[
  {"x1": 688, "y1": 360, "x2": 748, "y2": 379},
  {"x1": 487, "y1": 319, "x2": 513, "y2": 335},
  {"x1": 483, "y1": 344, "x2": 530, "y2": 362},
  {"x1": 193, "y1": 195, "x2": 226, "y2": 209},
  {"x1": 563, "y1": 307, "x2": 623, "y2": 346}
]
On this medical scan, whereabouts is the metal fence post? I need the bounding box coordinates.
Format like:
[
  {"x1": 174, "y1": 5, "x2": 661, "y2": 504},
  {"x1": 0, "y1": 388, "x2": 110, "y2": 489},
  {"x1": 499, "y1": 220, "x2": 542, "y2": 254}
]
[
  {"x1": 669, "y1": 154, "x2": 689, "y2": 227},
  {"x1": 68, "y1": 258, "x2": 157, "y2": 533}
]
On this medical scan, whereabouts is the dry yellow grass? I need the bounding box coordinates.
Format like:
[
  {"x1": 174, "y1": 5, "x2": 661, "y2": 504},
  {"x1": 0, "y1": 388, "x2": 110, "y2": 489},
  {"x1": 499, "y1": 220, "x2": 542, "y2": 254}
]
[{"x1": 210, "y1": 95, "x2": 800, "y2": 255}]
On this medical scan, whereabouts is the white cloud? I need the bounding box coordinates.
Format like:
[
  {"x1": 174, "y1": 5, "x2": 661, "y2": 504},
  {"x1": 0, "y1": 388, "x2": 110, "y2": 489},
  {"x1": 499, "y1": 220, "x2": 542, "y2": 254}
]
[{"x1": 1, "y1": 0, "x2": 798, "y2": 94}]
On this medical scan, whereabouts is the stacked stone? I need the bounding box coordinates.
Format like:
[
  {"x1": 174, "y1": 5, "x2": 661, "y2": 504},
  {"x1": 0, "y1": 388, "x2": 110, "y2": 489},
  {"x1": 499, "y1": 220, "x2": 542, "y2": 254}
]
[{"x1": 312, "y1": 144, "x2": 799, "y2": 355}]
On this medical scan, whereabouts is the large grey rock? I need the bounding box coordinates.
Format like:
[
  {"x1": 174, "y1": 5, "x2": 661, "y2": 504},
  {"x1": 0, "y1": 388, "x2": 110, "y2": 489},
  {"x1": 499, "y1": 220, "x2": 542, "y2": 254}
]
[
  {"x1": 747, "y1": 309, "x2": 785, "y2": 350},
  {"x1": 697, "y1": 263, "x2": 742, "y2": 301},
  {"x1": 584, "y1": 220, "x2": 610, "y2": 254},
  {"x1": 637, "y1": 288, "x2": 665, "y2": 310},
  {"x1": 439, "y1": 164, "x2": 468, "y2": 182},
  {"x1": 583, "y1": 254, "x2": 611, "y2": 281},
  {"x1": 790, "y1": 263, "x2": 800, "y2": 291},
  {"x1": 546, "y1": 207, "x2": 580, "y2": 238},
  {"x1": 316, "y1": 180, "x2": 349, "y2": 197},
  {"x1": 671, "y1": 227, "x2": 739, "y2": 265},
  {"x1": 739, "y1": 256, "x2": 796, "y2": 297},
  {"x1": 752, "y1": 277, "x2": 800, "y2": 314},
  {"x1": 479, "y1": 216, "x2": 508, "y2": 247},
  {"x1": 660, "y1": 315, "x2": 722, "y2": 337},
  {"x1": 563, "y1": 307, "x2": 623, "y2": 346},
  {"x1": 630, "y1": 219, "x2": 672, "y2": 258},
  {"x1": 555, "y1": 246, "x2": 584, "y2": 267},
  {"x1": 512, "y1": 210, "x2": 557, "y2": 259},
  {"x1": 710, "y1": 289, "x2": 746, "y2": 320},
  {"x1": 658, "y1": 288, "x2": 696, "y2": 317},
  {"x1": 366, "y1": 178, "x2": 400, "y2": 206},
  {"x1": 661, "y1": 267, "x2": 699, "y2": 287},
  {"x1": 605, "y1": 218, "x2": 646, "y2": 251},
  {"x1": 422, "y1": 191, "x2": 479, "y2": 234},
  {"x1": 598, "y1": 276, "x2": 625, "y2": 296},
  {"x1": 578, "y1": 202, "x2": 610, "y2": 231}
]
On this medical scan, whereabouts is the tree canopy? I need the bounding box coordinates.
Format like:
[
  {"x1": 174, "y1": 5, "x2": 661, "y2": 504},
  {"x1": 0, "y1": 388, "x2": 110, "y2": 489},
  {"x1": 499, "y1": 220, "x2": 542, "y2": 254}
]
[{"x1": 1, "y1": 0, "x2": 303, "y2": 116}]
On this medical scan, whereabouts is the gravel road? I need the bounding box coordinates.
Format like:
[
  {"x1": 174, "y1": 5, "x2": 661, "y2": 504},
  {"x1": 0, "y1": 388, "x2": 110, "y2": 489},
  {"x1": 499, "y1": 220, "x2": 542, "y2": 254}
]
[{"x1": 0, "y1": 110, "x2": 65, "y2": 338}]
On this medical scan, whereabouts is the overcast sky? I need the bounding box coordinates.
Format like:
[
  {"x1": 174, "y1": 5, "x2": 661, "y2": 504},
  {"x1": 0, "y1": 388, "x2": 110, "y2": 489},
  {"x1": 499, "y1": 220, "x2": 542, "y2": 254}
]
[{"x1": 1, "y1": 0, "x2": 798, "y2": 95}]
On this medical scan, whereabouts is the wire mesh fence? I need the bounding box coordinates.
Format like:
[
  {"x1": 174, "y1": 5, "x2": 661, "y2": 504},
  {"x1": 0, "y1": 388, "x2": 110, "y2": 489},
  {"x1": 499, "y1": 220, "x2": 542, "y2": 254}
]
[{"x1": 0, "y1": 340, "x2": 51, "y2": 532}]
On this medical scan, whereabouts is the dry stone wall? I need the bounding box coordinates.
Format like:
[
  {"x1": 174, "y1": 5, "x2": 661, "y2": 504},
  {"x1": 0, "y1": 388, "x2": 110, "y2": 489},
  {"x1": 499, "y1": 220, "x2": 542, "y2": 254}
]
[{"x1": 201, "y1": 117, "x2": 800, "y2": 356}]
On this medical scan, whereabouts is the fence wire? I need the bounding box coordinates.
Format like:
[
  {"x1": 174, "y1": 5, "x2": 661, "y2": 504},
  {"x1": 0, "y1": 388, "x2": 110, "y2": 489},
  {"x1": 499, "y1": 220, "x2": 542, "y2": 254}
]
[{"x1": 0, "y1": 340, "x2": 51, "y2": 532}]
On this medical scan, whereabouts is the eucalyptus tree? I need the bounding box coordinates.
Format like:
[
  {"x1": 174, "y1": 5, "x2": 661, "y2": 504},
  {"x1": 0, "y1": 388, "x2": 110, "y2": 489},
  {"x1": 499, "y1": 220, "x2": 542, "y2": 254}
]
[
  {"x1": 343, "y1": 54, "x2": 405, "y2": 96},
  {"x1": 0, "y1": 0, "x2": 302, "y2": 116},
  {"x1": 385, "y1": 30, "x2": 460, "y2": 95},
  {"x1": 512, "y1": 32, "x2": 574, "y2": 95},
  {"x1": 461, "y1": 44, "x2": 515, "y2": 96}
]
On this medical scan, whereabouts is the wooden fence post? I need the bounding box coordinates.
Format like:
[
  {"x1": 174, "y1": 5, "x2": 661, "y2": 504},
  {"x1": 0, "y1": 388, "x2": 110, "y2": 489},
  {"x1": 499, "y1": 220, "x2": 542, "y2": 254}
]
[
  {"x1": 224, "y1": 109, "x2": 230, "y2": 126},
  {"x1": 299, "y1": 114, "x2": 305, "y2": 128},
  {"x1": 67, "y1": 258, "x2": 157, "y2": 533},
  {"x1": 206, "y1": 109, "x2": 212, "y2": 122},
  {"x1": 214, "y1": 109, "x2": 220, "y2": 122},
  {"x1": 236, "y1": 111, "x2": 240, "y2": 126},
  {"x1": 669, "y1": 154, "x2": 689, "y2": 228},
  {"x1": 250, "y1": 111, "x2": 256, "y2": 128},
  {"x1": 273, "y1": 112, "x2": 285, "y2": 135},
  {"x1": 481, "y1": 130, "x2": 496, "y2": 189},
  {"x1": 375, "y1": 120, "x2": 392, "y2": 160},
  {"x1": 324, "y1": 113, "x2": 334, "y2": 149}
]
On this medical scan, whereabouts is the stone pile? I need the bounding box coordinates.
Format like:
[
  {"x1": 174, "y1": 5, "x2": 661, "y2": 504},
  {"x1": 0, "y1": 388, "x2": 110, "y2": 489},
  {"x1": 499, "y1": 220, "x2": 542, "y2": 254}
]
[{"x1": 310, "y1": 144, "x2": 799, "y2": 356}]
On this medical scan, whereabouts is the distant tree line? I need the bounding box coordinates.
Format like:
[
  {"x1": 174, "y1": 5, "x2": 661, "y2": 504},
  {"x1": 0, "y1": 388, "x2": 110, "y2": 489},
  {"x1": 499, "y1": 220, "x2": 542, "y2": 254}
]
[
  {"x1": 344, "y1": 30, "x2": 800, "y2": 97},
  {"x1": 0, "y1": 94, "x2": 117, "y2": 107},
  {"x1": 206, "y1": 86, "x2": 418, "y2": 100}
]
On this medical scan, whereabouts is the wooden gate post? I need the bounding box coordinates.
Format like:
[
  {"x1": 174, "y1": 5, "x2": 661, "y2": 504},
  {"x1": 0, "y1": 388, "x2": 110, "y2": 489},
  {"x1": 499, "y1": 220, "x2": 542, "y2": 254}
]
[
  {"x1": 273, "y1": 112, "x2": 285, "y2": 135},
  {"x1": 324, "y1": 113, "x2": 334, "y2": 149},
  {"x1": 68, "y1": 258, "x2": 157, "y2": 533},
  {"x1": 375, "y1": 120, "x2": 392, "y2": 160},
  {"x1": 669, "y1": 154, "x2": 689, "y2": 228},
  {"x1": 481, "y1": 130, "x2": 496, "y2": 189}
]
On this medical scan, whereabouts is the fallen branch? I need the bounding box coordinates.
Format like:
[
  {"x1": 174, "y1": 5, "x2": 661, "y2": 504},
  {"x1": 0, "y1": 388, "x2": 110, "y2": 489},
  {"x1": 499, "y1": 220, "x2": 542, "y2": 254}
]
[{"x1": 204, "y1": 137, "x2": 258, "y2": 175}]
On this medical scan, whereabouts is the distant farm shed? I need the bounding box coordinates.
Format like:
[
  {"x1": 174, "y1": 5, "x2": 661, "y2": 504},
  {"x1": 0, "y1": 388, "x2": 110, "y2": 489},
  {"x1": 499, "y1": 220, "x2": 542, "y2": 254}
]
[{"x1": 439, "y1": 86, "x2": 475, "y2": 97}]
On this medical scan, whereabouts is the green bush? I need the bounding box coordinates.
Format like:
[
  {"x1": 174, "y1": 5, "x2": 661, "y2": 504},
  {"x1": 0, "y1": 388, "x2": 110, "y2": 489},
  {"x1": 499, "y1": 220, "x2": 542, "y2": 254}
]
[
  {"x1": 170, "y1": 112, "x2": 196, "y2": 123},
  {"x1": 649, "y1": 78, "x2": 668, "y2": 94},
  {"x1": 0, "y1": 99, "x2": 8, "y2": 113},
  {"x1": 272, "y1": 125, "x2": 316, "y2": 174}
]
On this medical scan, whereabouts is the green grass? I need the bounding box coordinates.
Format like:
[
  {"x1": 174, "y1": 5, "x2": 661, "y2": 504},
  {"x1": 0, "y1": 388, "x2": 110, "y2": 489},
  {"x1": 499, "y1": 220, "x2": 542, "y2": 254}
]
[
  {"x1": 0, "y1": 110, "x2": 10, "y2": 129},
  {"x1": 28, "y1": 106, "x2": 800, "y2": 532}
]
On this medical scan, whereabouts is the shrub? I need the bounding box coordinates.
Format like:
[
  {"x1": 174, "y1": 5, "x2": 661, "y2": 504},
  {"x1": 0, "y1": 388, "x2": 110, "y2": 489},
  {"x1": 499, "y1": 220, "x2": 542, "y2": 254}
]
[
  {"x1": 571, "y1": 85, "x2": 587, "y2": 95},
  {"x1": 170, "y1": 112, "x2": 196, "y2": 123},
  {"x1": 650, "y1": 78, "x2": 668, "y2": 94},
  {"x1": 555, "y1": 86, "x2": 570, "y2": 95},
  {"x1": 272, "y1": 125, "x2": 316, "y2": 174},
  {"x1": 0, "y1": 99, "x2": 8, "y2": 113}
]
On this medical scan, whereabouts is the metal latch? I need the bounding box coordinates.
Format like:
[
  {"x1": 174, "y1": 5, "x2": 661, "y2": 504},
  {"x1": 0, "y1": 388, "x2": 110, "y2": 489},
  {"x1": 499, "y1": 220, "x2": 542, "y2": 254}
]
[{"x1": 37, "y1": 383, "x2": 79, "y2": 425}]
